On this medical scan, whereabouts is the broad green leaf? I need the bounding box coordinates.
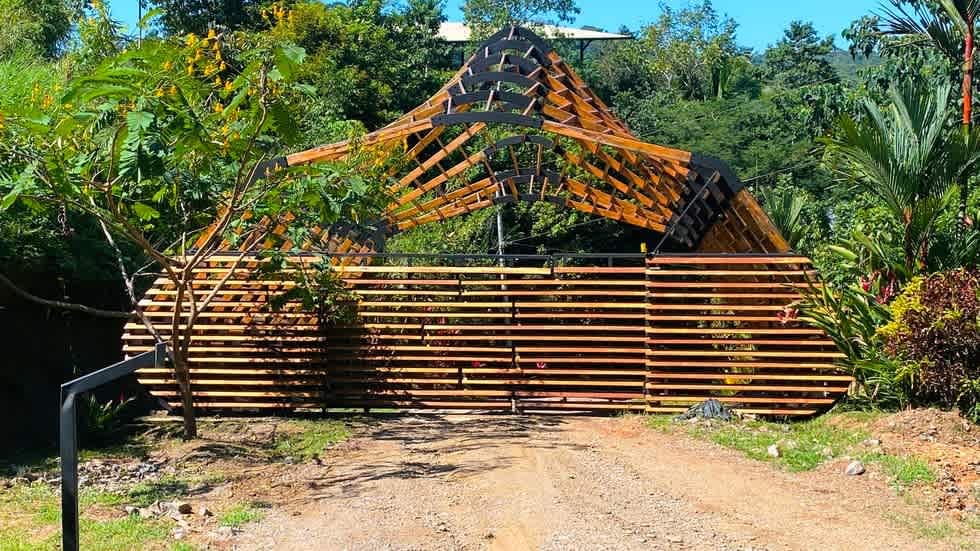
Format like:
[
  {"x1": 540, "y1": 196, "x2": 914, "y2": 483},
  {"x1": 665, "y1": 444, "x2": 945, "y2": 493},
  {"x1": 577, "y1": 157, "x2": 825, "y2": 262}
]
[
  {"x1": 274, "y1": 44, "x2": 307, "y2": 80},
  {"x1": 0, "y1": 189, "x2": 18, "y2": 211},
  {"x1": 126, "y1": 110, "x2": 154, "y2": 132},
  {"x1": 132, "y1": 202, "x2": 160, "y2": 221},
  {"x1": 828, "y1": 245, "x2": 859, "y2": 262}
]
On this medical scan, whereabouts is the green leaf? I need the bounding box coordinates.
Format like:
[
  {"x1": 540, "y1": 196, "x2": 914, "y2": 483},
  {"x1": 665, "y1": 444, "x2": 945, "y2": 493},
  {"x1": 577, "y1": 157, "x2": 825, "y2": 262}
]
[
  {"x1": 274, "y1": 44, "x2": 307, "y2": 80},
  {"x1": 269, "y1": 102, "x2": 298, "y2": 144},
  {"x1": 138, "y1": 7, "x2": 163, "y2": 29},
  {"x1": 293, "y1": 83, "x2": 317, "y2": 96},
  {"x1": 132, "y1": 202, "x2": 160, "y2": 221},
  {"x1": 0, "y1": 189, "x2": 18, "y2": 211},
  {"x1": 349, "y1": 176, "x2": 367, "y2": 196},
  {"x1": 828, "y1": 245, "x2": 859, "y2": 262},
  {"x1": 126, "y1": 111, "x2": 154, "y2": 132}
]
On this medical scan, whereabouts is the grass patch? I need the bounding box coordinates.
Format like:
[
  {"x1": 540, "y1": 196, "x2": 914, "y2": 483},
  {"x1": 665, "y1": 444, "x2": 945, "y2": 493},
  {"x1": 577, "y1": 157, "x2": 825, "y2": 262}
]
[
  {"x1": 866, "y1": 454, "x2": 936, "y2": 487},
  {"x1": 126, "y1": 476, "x2": 191, "y2": 507},
  {"x1": 0, "y1": 529, "x2": 49, "y2": 551},
  {"x1": 274, "y1": 419, "x2": 350, "y2": 461},
  {"x1": 649, "y1": 414, "x2": 868, "y2": 472},
  {"x1": 0, "y1": 481, "x2": 171, "y2": 550},
  {"x1": 892, "y1": 514, "x2": 960, "y2": 540},
  {"x1": 644, "y1": 414, "x2": 674, "y2": 430},
  {"x1": 218, "y1": 502, "x2": 265, "y2": 528},
  {"x1": 79, "y1": 516, "x2": 168, "y2": 550}
]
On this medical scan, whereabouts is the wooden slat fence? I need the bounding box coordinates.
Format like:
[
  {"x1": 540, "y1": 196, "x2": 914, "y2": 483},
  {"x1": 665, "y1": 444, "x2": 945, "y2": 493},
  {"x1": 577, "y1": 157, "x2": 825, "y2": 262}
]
[
  {"x1": 124, "y1": 254, "x2": 851, "y2": 415},
  {"x1": 644, "y1": 255, "x2": 849, "y2": 416}
]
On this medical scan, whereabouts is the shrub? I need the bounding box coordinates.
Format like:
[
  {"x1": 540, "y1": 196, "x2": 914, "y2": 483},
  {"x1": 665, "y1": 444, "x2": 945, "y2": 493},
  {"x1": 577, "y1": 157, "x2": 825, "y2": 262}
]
[
  {"x1": 796, "y1": 280, "x2": 904, "y2": 407},
  {"x1": 80, "y1": 394, "x2": 135, "y2": 446},
  {"x1": 879, "y1": 269, "x2": 980, "y2": 421}
]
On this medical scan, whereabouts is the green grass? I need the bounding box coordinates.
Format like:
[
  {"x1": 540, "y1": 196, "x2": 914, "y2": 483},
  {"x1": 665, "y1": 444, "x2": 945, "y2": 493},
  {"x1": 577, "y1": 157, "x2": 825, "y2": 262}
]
[
  {"x1": 650, "y1": 414, "x2": 869, "y2": 472},
  {"x1": 911, "y1": 518, "x2": 957, "y2": 539},
  {"x1": 78, "y1": 516, "x2": 169, "y2": 551},
  {"x1": 218, "y1": 502, "x2": 264, "y2": 528},
  {"x1": 274, "y1": 419, "x2": 351, "y2": 461},
  {"x1": 0, "y1": 481, "x2": 171, "y2": 550},
  {"x1": 126, "y1": 476, "x2": 191, "y2": 507},
  {"x1": 646, "y1": 412, "x2": 955, "y2": 503},
  {"x1": 865, "y1": 454, "x2": 936, "y2": 487}
]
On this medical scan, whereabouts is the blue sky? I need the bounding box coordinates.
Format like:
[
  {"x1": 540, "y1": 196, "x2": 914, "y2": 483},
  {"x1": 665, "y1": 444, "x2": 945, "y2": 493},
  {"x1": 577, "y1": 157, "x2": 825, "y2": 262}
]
[{"x1": 108, "y1": 0, "x2": 881, "y2": 52}]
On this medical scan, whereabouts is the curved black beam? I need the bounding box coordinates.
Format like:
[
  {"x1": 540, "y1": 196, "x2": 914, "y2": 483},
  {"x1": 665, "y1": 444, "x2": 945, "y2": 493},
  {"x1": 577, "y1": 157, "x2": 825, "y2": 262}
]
[
  {"x1": 481, "y1": 134, "x2": 555, "y2": 157},
  {"x1": 432, "y1": 112, "x2": 543, "y2": 129},
  {"x1": 479, "y1": 39, "x2": 552, "y2": 67},
  {"x1": 460, "y1": 71, "x2": 540, "y2": 92},
  {"x1": 468, "y1": 52, "x2": 542, "y2": 75},
  {"x1": 448, "y1": 90, "x2": 537, "y2": 114},
  {"x1": 477, "y1": 26, "x2": 554, "y2": 58}
]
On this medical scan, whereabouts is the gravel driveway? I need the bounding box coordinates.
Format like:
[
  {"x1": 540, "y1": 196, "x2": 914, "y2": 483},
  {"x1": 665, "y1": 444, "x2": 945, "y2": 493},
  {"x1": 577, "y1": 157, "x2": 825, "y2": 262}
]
[{"x1": 236, "y1": 414, "x2": 956, "y2": 550}]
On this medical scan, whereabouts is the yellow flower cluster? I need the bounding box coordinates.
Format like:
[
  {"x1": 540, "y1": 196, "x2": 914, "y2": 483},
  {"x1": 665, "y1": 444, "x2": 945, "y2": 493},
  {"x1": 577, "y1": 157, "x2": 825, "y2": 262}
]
[
  {"x1": 183, "y1": 29, "x2": 227, "y2": 78},
  {"x1": 260, "y1": 3, "x2": 289, "y2": 23}
]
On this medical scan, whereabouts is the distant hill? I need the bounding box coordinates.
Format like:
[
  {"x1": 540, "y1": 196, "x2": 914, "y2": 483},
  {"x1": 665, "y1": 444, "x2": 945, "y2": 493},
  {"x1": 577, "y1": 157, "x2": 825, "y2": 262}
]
[
  {"x1": 828, "y1": 48, "x2": 881, "y2": 82},
  {"x1": 750, "y1": 48, "x2": 882, "y2": 83}
]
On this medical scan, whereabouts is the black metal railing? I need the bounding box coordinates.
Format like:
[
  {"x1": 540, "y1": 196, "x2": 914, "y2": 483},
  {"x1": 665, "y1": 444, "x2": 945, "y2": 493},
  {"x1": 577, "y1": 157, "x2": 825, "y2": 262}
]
[{"x1": 60, "y1": 342, "x2": 168, "y2": 551}]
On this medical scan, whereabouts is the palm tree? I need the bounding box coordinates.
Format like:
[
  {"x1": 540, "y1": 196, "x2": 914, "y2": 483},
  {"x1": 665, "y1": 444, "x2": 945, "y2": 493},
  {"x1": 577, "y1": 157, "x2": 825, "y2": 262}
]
[
  {"x1": 824, "y1": 81, "x2": 980, "y2": 272},
  {"x1": 880, "y1": 0, "x2": 980, "y2": 228},
  {"x1": 760, "y1": 186, "x2": 807, "y2": 250}
]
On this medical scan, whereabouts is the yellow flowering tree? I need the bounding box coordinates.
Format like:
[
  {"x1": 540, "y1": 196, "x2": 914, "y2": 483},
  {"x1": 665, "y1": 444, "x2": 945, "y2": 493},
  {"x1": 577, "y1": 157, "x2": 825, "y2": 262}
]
[{"x1": 0, "y1": 27, "x2": 385, "y2": 438}]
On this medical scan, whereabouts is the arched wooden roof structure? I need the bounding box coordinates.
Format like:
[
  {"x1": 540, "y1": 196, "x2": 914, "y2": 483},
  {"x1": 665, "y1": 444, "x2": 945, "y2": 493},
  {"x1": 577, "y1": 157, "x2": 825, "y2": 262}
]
[{"x1": 240, "y1": 25, "x2": 788, "y2": 255}]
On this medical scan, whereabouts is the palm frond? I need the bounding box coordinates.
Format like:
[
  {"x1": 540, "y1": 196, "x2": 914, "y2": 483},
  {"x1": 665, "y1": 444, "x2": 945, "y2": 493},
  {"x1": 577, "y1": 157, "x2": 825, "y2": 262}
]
[
  {"x1": 759, "y1": 187, "x2": 806, "y2": 249},
  {"x1": 939, "y1": 0, "x2": 980, "y2": 32},
  {"x1": 823, "y1": 80, "x2": 960, "y2": 268},
  {"x1": 879, "y1": 0, "x2": 963, "y2": 61}
]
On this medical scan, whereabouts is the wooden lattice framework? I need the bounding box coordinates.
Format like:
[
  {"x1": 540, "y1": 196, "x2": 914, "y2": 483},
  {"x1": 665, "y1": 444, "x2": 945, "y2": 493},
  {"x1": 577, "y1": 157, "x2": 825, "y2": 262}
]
[
  {"x1": 123, "y1": 27, "x2": 851, "y2": 415},
  {"x1": 194, "y1": 25, "x2": 789, "y2": 256}
]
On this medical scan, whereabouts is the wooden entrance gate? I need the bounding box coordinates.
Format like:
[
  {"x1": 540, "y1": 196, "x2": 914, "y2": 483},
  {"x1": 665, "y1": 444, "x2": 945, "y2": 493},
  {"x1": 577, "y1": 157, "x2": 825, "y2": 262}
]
[
  {"x1": 124, "y1": 25, "x2": 853, "y2": 416},
  {"x1": 125, "y1": 253, "x2": 849, "y2": 416}
]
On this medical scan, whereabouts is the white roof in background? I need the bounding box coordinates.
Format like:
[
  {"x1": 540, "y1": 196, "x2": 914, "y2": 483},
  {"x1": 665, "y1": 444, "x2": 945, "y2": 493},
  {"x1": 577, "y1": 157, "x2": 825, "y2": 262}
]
[{"x1": 438, "y1": 22, "x2": 632, "y2": 43}]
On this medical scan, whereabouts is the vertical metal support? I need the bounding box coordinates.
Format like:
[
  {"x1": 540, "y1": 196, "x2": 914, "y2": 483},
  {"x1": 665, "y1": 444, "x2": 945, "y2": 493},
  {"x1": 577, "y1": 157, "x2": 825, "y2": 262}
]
[
  {"x1": 60, "y1": 391, "x2": 79, "y2": 551},
  {"x1": 59, "y1": 342, "x2": 167, "y2": 551}
]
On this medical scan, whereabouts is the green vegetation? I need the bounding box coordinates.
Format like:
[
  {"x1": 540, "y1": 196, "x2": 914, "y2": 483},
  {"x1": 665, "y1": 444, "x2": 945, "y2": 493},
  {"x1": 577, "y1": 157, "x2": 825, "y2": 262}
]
[
  {"x1": 648, "y1": 411, "x2": 946, "y2": 495},
  {"x1": 274, "y1": 419, "x2": 351, "y2": 460},
  {"x1": 0, "y1": 481, "x2": 171, "y2": 550},
  {"x1": 649, "y1": 412, "x2": 873, "y2": 472},
  {"x1": 870, "y1": 454, "x2": 937, "y2": 488},
  {"x1": 218, "y1": 502, "x2": 265, "y2": 528}
]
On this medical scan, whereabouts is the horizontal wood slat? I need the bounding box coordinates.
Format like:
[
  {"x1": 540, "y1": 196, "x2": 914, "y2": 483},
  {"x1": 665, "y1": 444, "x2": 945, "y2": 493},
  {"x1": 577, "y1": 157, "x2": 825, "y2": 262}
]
[
  {"x1": 643, "y1": 256, "x2": 850, "y2": 414},
  {"x1": 125, "y1": 254, "x2": 850, "y2": 415}
]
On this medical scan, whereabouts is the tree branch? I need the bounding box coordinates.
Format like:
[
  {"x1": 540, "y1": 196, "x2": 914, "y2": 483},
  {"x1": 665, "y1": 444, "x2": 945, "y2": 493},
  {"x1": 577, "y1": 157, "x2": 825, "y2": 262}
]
[{"x1": 0, "y1": 272, "x2": 131, "y2": 319}]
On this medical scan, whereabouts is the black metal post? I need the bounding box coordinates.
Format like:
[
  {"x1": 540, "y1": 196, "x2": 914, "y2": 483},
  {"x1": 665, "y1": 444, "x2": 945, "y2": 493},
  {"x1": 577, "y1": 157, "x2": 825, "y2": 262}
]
[
  {"x1": 59, "y1": 390, "x2": 78, "y2": 550},
  {"x1": 60, "y1": 342, "x2": 167, "y2": 551}
]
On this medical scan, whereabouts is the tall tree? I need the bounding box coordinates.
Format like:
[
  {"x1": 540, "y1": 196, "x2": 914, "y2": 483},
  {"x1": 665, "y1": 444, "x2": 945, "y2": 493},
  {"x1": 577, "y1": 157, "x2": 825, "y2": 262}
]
[
  {"x1": 462, "y1": 0, "x2": 579, "y2": 39},
  {"x1": 764, "y1": 21, "x2": 839, "y2": 88},
  {"x1": 587, "y1": 1, "x2": 744, "y2": 103},
  {"x1": 879, "y1": 0, "x2": 980, "y2": 228},
  {"x1": 0, "y1": 28, "x2": 382, "y2": 438},
  {"x1": 823, "y1": 81, "x2": 980, "y2": 272},
  {"x1": 270, "y1": 0, "x2": 448, "y2": 131},
  {"x1": 148, "y1": 0, "x2": 275, "y2": 36},
  {"x1": 0, "y1": 0, "x2": 80, "y2": 58}
]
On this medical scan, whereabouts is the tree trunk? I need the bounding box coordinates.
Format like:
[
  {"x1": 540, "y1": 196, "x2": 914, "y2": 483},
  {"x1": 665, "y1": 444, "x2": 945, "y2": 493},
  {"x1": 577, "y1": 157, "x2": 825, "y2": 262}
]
[
  {"x1": 961, "y1": 26, "x2": 974, "y2": 229},
  {"x1": 172, "y1": 345, "x2": 198, "y2": 439}
]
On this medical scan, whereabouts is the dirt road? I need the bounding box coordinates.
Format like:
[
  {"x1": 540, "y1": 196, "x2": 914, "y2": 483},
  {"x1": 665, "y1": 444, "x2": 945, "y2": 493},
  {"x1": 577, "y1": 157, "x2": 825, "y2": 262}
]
[{"x1": 236, "y1": 414, "x2": 960, "y2": 550}]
